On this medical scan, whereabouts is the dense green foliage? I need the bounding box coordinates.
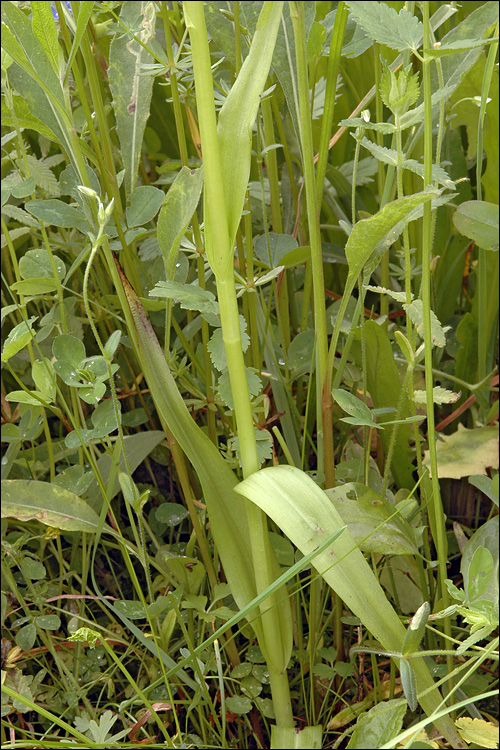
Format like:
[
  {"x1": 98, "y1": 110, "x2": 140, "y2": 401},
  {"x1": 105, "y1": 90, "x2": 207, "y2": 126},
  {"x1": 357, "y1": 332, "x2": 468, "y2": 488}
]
[{"x1": 1, "y1": 2, "x2": 498, "y2": 748}]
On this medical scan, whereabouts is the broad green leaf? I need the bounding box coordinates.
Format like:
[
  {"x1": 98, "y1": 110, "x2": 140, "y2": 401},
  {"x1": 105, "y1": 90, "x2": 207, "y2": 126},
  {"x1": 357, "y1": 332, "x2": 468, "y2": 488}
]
[
  {"x1": 1, "y1": 480, "x2": 104, "y2": 533},
  {"x1": 254, "y1": 232, "x2": 298, "y2": 268},
  {"x1": 10, "y1": 279, "x2": 59, "y2": 296},
  {"x1": 31, "y1": 1, "x2": 59, "y2": 74},
  {"x1": 344, "y1": 1, "x2": 423, "y2": 52},
  {"x1": 347, "y1": 699, "x2": 407, "y2": 748},
  {"x1": 52, "y1": 334, "x2": 85, "y2": 368},
  {"x1": 325, "y1": 482, "x2": 422, "y2": 556},
  {"x1": 114, "y1": 255, "x2": 292, "y2": 674},
  {"x1": 155, "y1": 503, "x2": 189, "y2": 526},
  {"x1": 453, "y1": 200, "x2": 499, "y2": 251},
  {"x1": 225, "y1": 695, "x2": 252, "y2": 715},
  {"x1": 65, "y1": 399, "x2": 120, "y2": 449},
  {"x1": 235, "y1": 465, "x2": 464, "y2": 746},
  {"x1": 1, "y1": 204, "x2": 42, "y2": 229},
  {"x1": 423, "y1": 424, "x2": 499, "y2": 479},
  {"x1": 19, "y1": 249, "x2": 65, "y2": 281},
  {"x1": 21, "y1": 557, "x2": 46, "y2": 580},
  {"x1": 331, "y1": 389, "x2": 375, "y2": 426},
  {"x1": 0, "y1": 94, "x2": 57, "y2": 142},
  {"x1": 126, "y1": 185, "x2": 165, "y2": 228},
  {"x1": 346, "y1": 191, "x2": 438, "y2": 284},
  {"x1": 468, "y1": 474, "x2": 499, "y2": 505},
  {"x1": 109, "y1": 1, "x2": 157, "y2": 193},
  {"x1": 288, "y1": 330, "x2": 315, "y2": 377},
  {"x1": 25, "y1": 199, "x2": 89, "y2": 233},
  {"x1": 35, "y1": 615, "x2": 61, "y2": 630},
  {"x1": 466, "y1": 547, "x2": 494, "y2": 603},
  {"x1": 359, "y1": 138, "x2": 454, "y2": 188},
  {"x1": 15, "y1": 624, "x2": 36, "y2": 652},
  {"x1": 455, "y1": 717, "x2": 500, "y2": 749},
  {"x1": 363, "y1": 321, "x2": 414, "y2": 489},
  {"x1": 399, "y1": 659, "x2": 417, "y2": 712},
  {"x1": 31, "y1": 358, "x2": 56, "y2": 400},
  {"x1": 403, "y1": 300, "x2": 447, "y2": 348},
  {"x1": 461, "y1": 516, "x2": 498, "y2": 608},
  {"x1": 1, "y1": 316, "x2": 37, "y2": 363},
  {"x1": 150, "y1": 281, "x2": 220, "y2": 316},
  {"x1": 157, "y1": 166, "x2": 204, "y2": 279},
  {"x1": 5, "y1": 390, "x2": 52, "y2": 407}
]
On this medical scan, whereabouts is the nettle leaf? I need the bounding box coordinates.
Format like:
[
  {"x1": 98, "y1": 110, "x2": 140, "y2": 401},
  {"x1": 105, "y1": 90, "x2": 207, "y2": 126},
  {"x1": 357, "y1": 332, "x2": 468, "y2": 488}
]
[
  {"x1": 150, "y1": 281, "x2": 220, "y2": 316},
  {"x1": 364, "y1": 284, "x2": 409, "y2": 304},
  {"x1": 19, "y1": 248, "x2": 65, "y2": 281},
  {"x1": 126, "y1": 185, "x2": 165, "y2": 228},
  {"x1": 24, "y1": 155, "x2": 60, "y2": 197},
  {"x1": 453, "y1": 201, "x2": 499, "y2": 252},
  {"x1": 217, "y1": 368, "x2": 261, "y2": 410},
  {"x1": 208, "y1": 317, "x2": 249, "y2": 372},
  {"x1": 253, "y1": 232, "x2": 298, "y2": 268},
  {"x1": 345, "y1": 1, "x2": 423, "y2": 52},
  {"x1": 403, "y1": 299, "x2": 447, "y2": 347},
  {"x1": 413, "y1": 386, "x2": 461, "y2": 405},
  {"x1": 339, "y1": 117, "x2": 396, "y2": 134}
]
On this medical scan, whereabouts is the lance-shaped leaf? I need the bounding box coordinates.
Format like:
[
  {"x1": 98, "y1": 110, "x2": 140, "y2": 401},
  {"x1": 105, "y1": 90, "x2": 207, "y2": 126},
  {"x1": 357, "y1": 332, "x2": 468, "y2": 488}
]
[
  {"x1": 113, "y1": 254, "x2": 292, "y2": 674},
  {"x1": 217, "y1": 1, "x2": 284, "y2": 246},
  {"x1": 109, "y1": 1, "x2": 156, "y2": 193},
  {"x1": 235, "y1": 465, "x2": 466, "y2": 748}
]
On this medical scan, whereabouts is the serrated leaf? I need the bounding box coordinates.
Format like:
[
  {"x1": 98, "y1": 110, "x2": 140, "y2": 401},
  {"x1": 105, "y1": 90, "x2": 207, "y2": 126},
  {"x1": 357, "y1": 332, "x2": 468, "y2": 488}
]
[
  {"x1": 217, "y1": 368, "x2": 261, "y2": 410},
  {"x1": 364, "y1": 285, "x2": 409, "y2": 303},
  {"x1": 359, "y1": 138, "x2": 454, "y2": 188},
  {"x1": 208, "y1": 316, "x2": 249, "y2": 371},
  {"x1": 403, "y1": 300, "x2": 447, "y2": 347},
  {"x1": 31, "y1": 1, "x2": 59, "y2": 74},
  {"x1": 229, "y1": 428, "x2": 272, "y2": 468},
  {"x1": 345, "y1": 1, "x2": 423, "y2": 52},
  {"x1": 1, "y1": 204, "x2": 41, "y2": 229},
  {"x1": 24, "y1": 155, "x2": 60, "y2": 196},
  {"x1": 413, "y1": 386, "x2": 461, "y2": 405},
  {"x1": 150, "y1": 281, "x2": 220, "y2": 316}
]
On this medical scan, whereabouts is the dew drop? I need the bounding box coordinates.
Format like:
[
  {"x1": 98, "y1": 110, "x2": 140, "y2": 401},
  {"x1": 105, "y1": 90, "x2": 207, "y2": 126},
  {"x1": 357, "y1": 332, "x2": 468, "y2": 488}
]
[{"x1": 278, "y1": 358, "x2": 285, "y2": 366}]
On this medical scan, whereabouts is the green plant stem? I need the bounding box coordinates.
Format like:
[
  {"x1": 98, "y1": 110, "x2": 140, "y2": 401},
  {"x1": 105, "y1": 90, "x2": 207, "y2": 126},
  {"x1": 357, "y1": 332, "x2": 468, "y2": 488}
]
[
  {"x1": 290, "y1": 0, "x2": 329, "y2": 485},
  {"x1": 185, "y1": 2, "x2": 293, "y2": 729},
  {"x1": 315, "y1": 1, "x2": 348, "y2": 208},
  {"x1": 422, "y1": 0, "x2": 450, "y2": 642}
]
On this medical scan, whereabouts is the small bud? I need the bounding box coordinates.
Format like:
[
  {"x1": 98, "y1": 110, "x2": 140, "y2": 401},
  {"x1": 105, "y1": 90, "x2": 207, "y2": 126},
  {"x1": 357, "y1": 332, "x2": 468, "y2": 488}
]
[
  {"x1": 103, "y1": 198, "x2": 115, "y2": 223},
  {"x1": 361, "y1": 109, "x2": 371, "y2": 123},
  {"x1": 77, "y1": 185, "x2": 99, "y2": 200}
]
